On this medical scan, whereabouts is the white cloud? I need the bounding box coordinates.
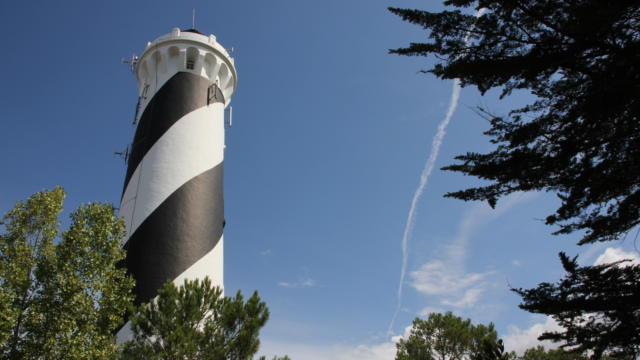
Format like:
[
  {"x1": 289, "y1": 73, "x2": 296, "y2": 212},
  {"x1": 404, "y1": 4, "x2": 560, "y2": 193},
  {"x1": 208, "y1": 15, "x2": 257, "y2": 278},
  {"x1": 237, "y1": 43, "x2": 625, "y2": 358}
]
[
  {"x1": 441, "y1": 287, "x2": 485, "y2": 308},
  {"x1": 594, "y1": 247, "x2": 639, "y2": 267},
  {"x1": 277, "y1": 277, "x2": 316, "y2": 288},
  {"x1": 260, "y1": 249, "x2": 273, "y2": 256},
  {"x1": 259, "y1": 325, "x2": 415, "y2": 360},
  {"x1": 259, "y1": 339, "x2": 396, "y2": 360},
  {"x1": 418, "y1": 306, "x2": 445, "y2": 317},
  {"x1": 394, "y1": 324, "x2": 415, "y2": 343},
  {"x1": 577, "y1": 242, "x2": 608, "y2": 265},
  {"x1": 512, "y1": 259, "x2": 521, "y2": 266},
  {"x1": 410, "y1": 260, "x2": 490, "y2": 297},
  {"x1": 503, "y1": 316, "x2": 562, "y2": 354},
  {"x1": 301, "y1": 278, "x2": 316, "y2": 287},
  {"x1": 331, "y1": 342, "x2": 397, "y2": 360}
]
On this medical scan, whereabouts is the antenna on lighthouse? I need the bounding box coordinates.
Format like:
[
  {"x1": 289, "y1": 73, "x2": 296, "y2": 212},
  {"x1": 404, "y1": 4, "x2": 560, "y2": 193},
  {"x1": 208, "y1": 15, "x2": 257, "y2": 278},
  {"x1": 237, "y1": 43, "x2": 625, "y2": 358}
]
[
  {"x1": 225, "y1": 106, "x2": 233, "y2": 127},
  {"x1": 114, "y1": 145, "x2": 129, "y2": 164},
  {"x1": 192, "y1": 8, "x2": 196, "y2": 29},
  {"x1": 121, "y1": 54, "x2": 138, "y2": 73}
]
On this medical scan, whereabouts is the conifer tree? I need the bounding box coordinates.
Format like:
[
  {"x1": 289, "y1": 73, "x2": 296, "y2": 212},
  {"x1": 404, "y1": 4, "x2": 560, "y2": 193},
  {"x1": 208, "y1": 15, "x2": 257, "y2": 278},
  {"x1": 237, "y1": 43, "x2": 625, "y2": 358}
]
[
  {"x1": 395, "y1": 312, "x2": 504, "y2": 360},
  {"x1": 120, "y1": 277, "x2": 270, "y2": 360},
  {"x1": 514, "y1": 253, "x2": 640, "y2": 359}
]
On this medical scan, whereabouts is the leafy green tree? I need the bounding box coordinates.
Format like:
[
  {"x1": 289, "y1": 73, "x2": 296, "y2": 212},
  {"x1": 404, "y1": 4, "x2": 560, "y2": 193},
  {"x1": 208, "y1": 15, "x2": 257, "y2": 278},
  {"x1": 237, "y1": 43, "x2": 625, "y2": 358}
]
[
  {"x1": 395, "y1": 312, "x2": 503, "y2": 360},
  {"x1": 389, "y1": 1, "x2": 640, "y2": 357},
  {"x1": 120, "y1": 277, "x2": 270, "y2": 360},
  {"x1": 0, "y1": 187, "x2": 134, "y2": 360}
]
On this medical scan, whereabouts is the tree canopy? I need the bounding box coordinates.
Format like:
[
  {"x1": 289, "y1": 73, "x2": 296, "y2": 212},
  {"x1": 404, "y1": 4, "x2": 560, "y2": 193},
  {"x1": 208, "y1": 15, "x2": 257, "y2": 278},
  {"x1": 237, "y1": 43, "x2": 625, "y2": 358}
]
[
  {"x1": 395, "y1": 312, "x2": 505, "y2": 360},
  {"x1": 389, "y1": 0, "x2": 640, "y2": 245},
  {"x1": 120, "y1": 277, "x2": 271, "y2": 360},
  {"x1": 0, "y1": 187, "x2": 134, "y2": 360},
  {"x1": 395, "y1": 312, "x2": 622, "y2": 360}
]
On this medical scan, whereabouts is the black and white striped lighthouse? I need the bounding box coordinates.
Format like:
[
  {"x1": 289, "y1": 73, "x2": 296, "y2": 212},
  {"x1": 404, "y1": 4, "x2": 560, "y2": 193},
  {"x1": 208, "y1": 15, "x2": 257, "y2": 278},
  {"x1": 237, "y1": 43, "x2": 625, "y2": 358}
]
[{"x1": 116, "y1": 27, "x2": 236, "y2": 341}]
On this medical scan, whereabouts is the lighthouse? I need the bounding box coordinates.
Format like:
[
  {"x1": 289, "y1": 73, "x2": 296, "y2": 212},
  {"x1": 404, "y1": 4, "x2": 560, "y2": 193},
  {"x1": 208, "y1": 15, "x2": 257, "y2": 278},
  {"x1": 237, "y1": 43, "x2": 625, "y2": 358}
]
[{"x1": 116, "y1": 27, "x2": 236, "y2": 341}]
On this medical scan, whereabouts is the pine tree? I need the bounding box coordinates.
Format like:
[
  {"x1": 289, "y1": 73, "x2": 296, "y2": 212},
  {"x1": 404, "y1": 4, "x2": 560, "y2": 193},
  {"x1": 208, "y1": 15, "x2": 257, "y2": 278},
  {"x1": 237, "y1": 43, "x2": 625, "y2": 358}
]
[
  {"x1": 395, "y1": 312, "x2": 504, "y2": 360},
  {"x1": 120, "y1": 277, "x2": 270, "y2": 360},
  {"x1": 514, "y1": 254, "x2": 640, "y2": 359}
]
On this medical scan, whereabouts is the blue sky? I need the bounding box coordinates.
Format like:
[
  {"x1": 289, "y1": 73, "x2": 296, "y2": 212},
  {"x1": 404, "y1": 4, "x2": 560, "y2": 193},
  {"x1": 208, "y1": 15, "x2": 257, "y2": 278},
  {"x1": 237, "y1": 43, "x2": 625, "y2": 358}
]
[{"x1": 1, "y1": 1, "x2": 638, "y2": 359}]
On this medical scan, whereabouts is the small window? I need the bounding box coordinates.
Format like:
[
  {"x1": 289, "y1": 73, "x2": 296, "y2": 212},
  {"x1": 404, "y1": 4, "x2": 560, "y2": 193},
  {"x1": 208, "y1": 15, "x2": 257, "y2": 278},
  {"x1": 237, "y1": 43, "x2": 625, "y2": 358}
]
[{"x1": 186, "y1": 47, "x2": 198, "y2": 70}]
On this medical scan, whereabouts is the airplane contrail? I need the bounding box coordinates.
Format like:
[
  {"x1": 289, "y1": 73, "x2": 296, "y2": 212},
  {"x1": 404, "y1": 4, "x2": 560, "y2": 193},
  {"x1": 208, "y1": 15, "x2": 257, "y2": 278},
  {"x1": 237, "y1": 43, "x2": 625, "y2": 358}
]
[
  {"x1": 388, "y1": 9, "x2": 486, "y2": 335},
  {"x1": 387, "y1": 78, "x2": 462, "y2": 334}
]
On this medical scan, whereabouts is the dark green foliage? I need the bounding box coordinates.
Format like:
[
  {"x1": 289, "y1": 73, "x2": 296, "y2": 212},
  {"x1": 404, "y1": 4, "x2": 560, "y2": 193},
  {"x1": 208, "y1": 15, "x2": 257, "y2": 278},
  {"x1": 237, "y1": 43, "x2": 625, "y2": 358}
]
[
  {"x1": 514, "y1": 253, "x2": 640, "y2": 359},
  {"x1": 395, "y1": 312, "x2": 504, "y2": 360},
  {"x1": 475, "y1": 339, "x2": 515, "y2": 360},
  {"x1": 0, "y1": 187, "x2": 134, "y2": 360},
  {"x1": 389, "y1": 1, "x2": 640, "y2": 245},
  {"x1": 120, "y1": 277, "x2": 270, "y2": 360}
]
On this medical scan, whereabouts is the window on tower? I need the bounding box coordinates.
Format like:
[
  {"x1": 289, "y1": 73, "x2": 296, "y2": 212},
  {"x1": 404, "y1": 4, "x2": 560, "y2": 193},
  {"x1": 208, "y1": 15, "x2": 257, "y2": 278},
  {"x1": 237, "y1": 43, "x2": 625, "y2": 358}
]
[{"x1": 186, "y1": 47, "x2": 198, "y2": 70}]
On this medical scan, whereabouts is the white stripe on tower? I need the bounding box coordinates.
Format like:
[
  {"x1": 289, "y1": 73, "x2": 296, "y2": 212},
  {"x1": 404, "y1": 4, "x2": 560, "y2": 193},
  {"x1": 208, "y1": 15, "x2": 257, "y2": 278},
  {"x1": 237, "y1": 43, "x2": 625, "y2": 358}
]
[
  {"x1": 120, "y1": 105, "x2": 224, "y2": 240},
  {"x1": 116, "y1": 28, "x2": 237, "y2": 343}
]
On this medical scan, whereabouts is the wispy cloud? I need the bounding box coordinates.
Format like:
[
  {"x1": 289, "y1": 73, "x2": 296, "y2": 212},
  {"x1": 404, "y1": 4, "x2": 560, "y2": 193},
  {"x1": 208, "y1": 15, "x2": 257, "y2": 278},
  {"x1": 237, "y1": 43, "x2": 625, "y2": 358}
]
[
  {"x1": 410, "y1": 260, "x2": 492, "y2": 311},
  {"x1": 409, "y1": 192, "x2": 534, "y2": 315},
  {"x1": 418, "y1": 306, "x2": 445, "y2": 317},
  {"x1": 259, "y1": 324, "x2": 418, "y2": 360},
  {"x1": 503, "y1": 316, "x2": 562, "y2": 354},
  {"x1": 260, "y1": 340, "x2": 396, "y2": 360},
  {"x1": 277, "y1": 278, "x2": 316, "y2": 288},
  {"x1": 441, "y1": 287, "x2": 486, "y2": 308},
  {"x1": 260, "y1": 249, "x2": 273, "y2": 256},
  {"x1": 389, "y1": 8, "x2": 487, "y2": 334},
  {"x1": 410, "y1": 260, "x2": 491, "y2": 296},
  {"x1": 260, "y1": 332, "x2": 406, "y2": 360}
]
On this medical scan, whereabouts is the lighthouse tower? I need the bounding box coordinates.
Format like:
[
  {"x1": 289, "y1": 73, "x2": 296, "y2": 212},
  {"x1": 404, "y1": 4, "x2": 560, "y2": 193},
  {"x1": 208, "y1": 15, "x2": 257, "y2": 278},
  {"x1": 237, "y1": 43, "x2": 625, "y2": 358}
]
[{"x1": 117, "y1": 28, "x2": 236, "y2": 340}]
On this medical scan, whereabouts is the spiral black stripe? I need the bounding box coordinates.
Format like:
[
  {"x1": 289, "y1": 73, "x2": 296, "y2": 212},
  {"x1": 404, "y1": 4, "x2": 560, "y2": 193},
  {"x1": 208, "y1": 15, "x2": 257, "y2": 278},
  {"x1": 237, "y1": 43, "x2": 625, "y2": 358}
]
[
  {"x1": 123, "y1": 163, "x2": 224, "y2": 306},
  {"x1": 123, "y1": 72, "x2": 213, "y2": 195}
]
